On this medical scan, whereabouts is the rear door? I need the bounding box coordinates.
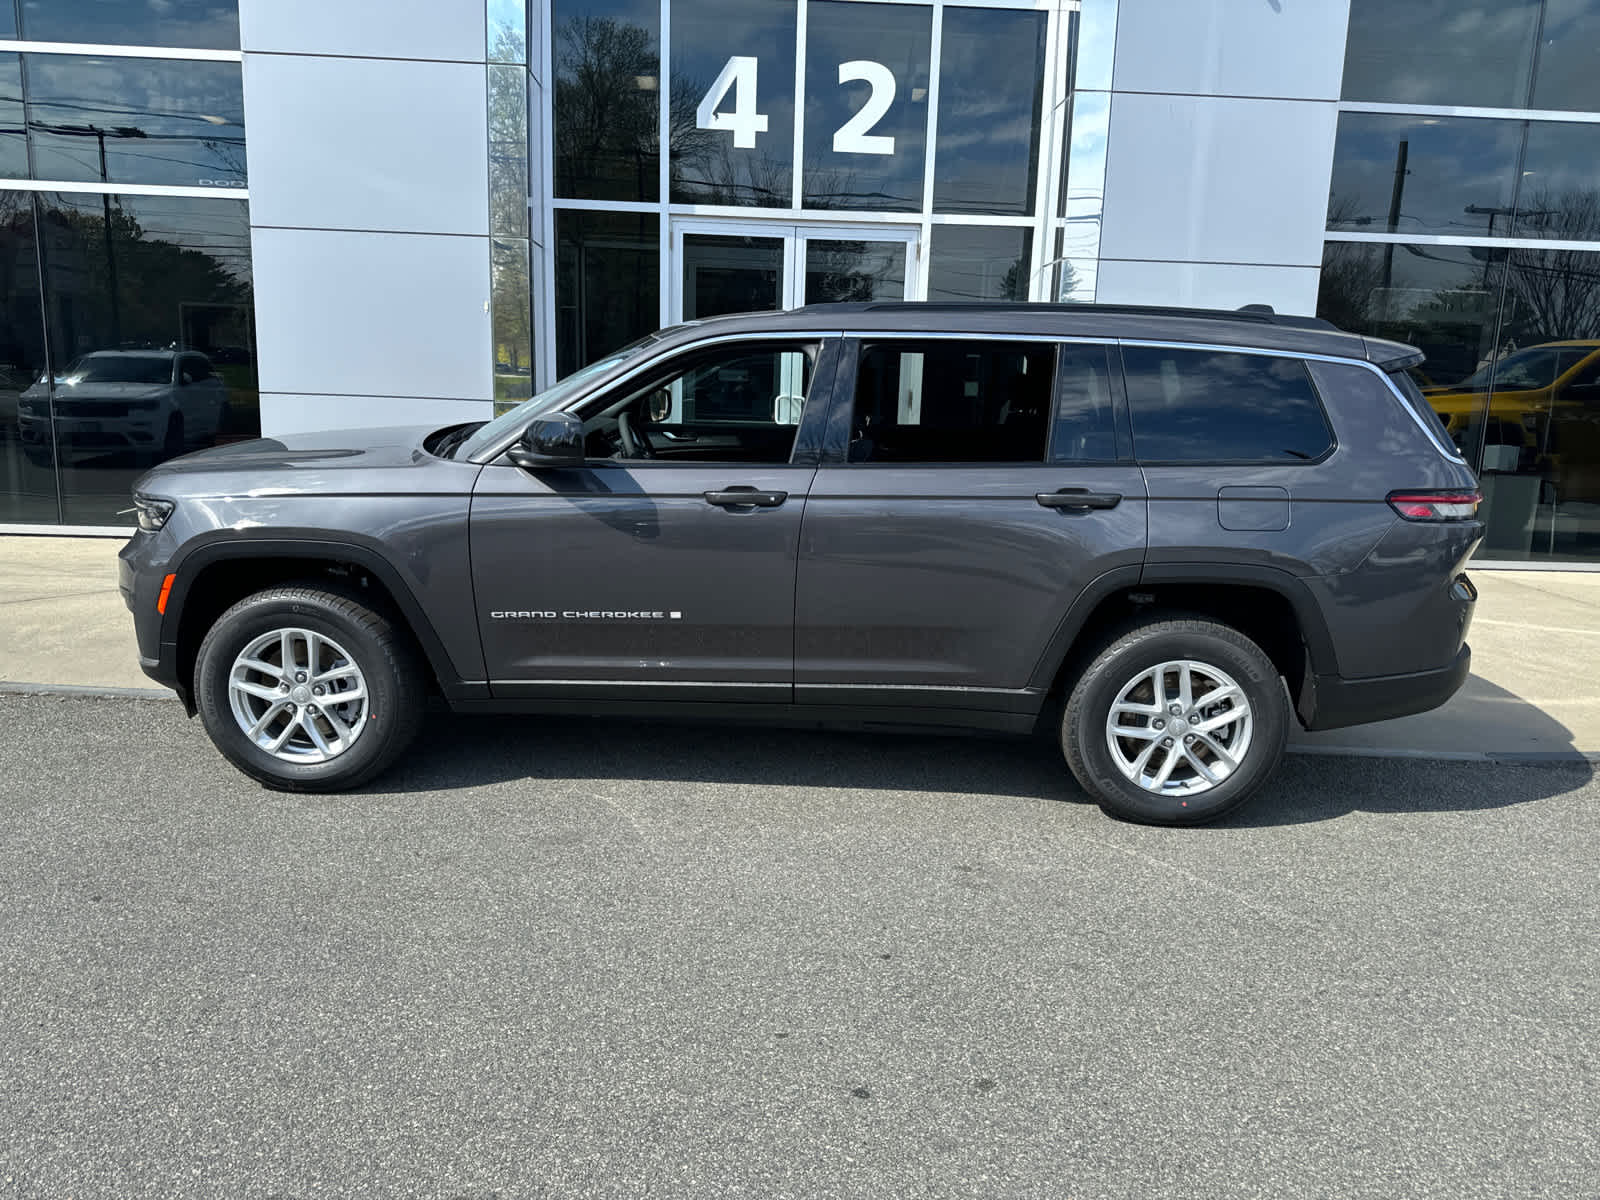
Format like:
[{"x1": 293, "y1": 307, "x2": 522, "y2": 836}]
[
  {"x1": 794, "y1": 336, "x2": 1148, "y2": 709},
  {"x1": 471, "y1": 336, "x2": 834, "y2": 702}
]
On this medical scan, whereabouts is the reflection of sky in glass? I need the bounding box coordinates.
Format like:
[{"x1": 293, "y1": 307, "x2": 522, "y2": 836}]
[
  {"x1": 25, "y1": 55, "x2": 246, "y2": 188},
  {"x1": 1327, "y1": 114, "x2": 1518, "y2": 237},
  {"x1": 1124, "y1": 349, "x2": 1331, "y2": 463},
  {"x1": 670, "y1": 0, "x2": 796, "y2": 206},
  {"x1": 1073, "y1": 0, "x2": 1118, "y2": 93},
  {"x1": 927, "y1": 226, "x2": 1030, "y2": 301},
  {"x1": 932, "y1": 7, "x2": 1045, "y2": 215},
  {"x1": 1341, "y1": 0, "x2": 1538, "y2": 108},
  {"x1": 801, "y1": 2, "x2": 930, "y2": 212},
  {"x1": 1514, "y1": 124, "x2": 1600, "y2": 239},
  {"x1": 1, "y1": 55, "x2": 24, "y2": 180},
  {"x1": 487, "y1": 0, "x2": 528, "y2": 62},
  {"x1": 1529, "y1": 0, "x2": 1600, "y2": 112},
  {"x1": 1060, "y1": 90, "x2": 1108, "y2": 258},
  {"x1": 21, "y1": 0, "x2": 238, "y2": 50}
]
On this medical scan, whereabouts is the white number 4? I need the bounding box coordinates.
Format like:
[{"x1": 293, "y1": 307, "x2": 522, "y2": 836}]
[{"x1": 696, "y1": 55, "x2": 769, "y2": 150}]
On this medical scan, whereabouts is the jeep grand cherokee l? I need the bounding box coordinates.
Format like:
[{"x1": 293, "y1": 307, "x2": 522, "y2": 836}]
[{"x1": 120, "y1": 303, "x2": 1482, "y2": 825}]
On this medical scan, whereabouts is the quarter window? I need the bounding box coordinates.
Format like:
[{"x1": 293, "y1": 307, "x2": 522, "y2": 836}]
[
  {"x1": 849, "y1": 340, "x2": 1054, "y2": 463},
  {"x1": 1122, "y1": 347, "x2": 1333, "y2": 464}
]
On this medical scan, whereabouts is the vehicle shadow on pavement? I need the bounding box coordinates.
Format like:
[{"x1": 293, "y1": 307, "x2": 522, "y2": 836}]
[{"x1": 383, "y1": 712, "x2": 1594, "y2": 826}]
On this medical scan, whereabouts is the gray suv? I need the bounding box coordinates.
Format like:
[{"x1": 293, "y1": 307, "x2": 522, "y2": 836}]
[{"x1": 120, "y1": 303, "x2": 1483, "y2": 824}]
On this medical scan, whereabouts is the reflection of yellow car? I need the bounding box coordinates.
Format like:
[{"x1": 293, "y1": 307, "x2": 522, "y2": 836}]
[{"x1": 1423, "y1": 340, "x2": 1600, "y2": 439}]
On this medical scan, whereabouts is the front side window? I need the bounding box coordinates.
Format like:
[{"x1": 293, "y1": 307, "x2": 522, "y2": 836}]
[
  {"x1": 582, "y1": 343, "x2": 816, "y2": 464},
  {"x1": 848, "y1": 340, "x2": 1054, "y2": 463},
  {"x1": 1122, "y1": 347, "x2": 1333, "y2": 464}
]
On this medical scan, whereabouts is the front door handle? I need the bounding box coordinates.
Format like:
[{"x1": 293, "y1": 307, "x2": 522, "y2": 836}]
[
  {"x1": 1036, "y1": 488, "x2": 1122, "y2": 511},
  {"x1": 704, "y1": 487, "x2": 788, "y2": 509}
]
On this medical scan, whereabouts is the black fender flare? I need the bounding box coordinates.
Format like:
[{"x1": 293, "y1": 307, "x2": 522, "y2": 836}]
[
  {"x1": 158, "y1": 533, "x2": 471, "y2": 699},
  {"x1": 1024, "y1": 561, "x2": 1341, "y2": 693}
]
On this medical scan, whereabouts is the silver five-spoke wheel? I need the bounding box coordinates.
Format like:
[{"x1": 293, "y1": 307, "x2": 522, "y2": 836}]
[
  {"x1": 1104, "y1": 658, "x2": 1253, "y2": 798},
  {"x1": 227, "y1": 627, "x2": 369, "y2": 763}
]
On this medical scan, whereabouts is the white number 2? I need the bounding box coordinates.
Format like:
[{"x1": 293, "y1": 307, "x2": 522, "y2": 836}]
[
  {"x1": 695, "y1": 55, "x2": 769, "y2": 150},
  {"x1": 833, "y1": 60, "x2": 895, "y2": 155}
]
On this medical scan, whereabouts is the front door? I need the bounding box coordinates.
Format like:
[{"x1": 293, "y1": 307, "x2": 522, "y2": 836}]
[
  {"x1": 672, "y1": 220, "x2": 918, "y2": 322},
  {"x1": 472, "y1": 336, "x2": 835, "y2": 702}
]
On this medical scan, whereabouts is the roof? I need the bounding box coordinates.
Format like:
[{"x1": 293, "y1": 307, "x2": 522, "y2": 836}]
[{"x1": 654, "y1": 301, "x2": 1412, "y2": 367}]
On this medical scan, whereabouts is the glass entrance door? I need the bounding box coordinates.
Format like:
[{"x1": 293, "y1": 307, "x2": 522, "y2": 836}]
[{"x1": 670, "y1": 220, "x2": 917, "y2": 322}]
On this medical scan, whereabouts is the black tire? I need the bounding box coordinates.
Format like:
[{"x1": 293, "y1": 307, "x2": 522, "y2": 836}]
[
  {"x1": 194, "y1": 586, "x2": 425, "y2": 792},
  {"x1": 1061, "y1": 617, "x2": 1288, "y2": 826}
]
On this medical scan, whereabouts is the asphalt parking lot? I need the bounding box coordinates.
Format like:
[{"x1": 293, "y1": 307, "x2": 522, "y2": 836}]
[{"x1": 2, "y1": 694, "x2": 1596, "y2": 1199}]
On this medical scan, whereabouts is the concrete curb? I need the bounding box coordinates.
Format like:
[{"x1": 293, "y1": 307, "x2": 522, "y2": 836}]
[
  {"x1": 3, "y1": 683, "x2": 1596, "y2": 765},
  {"x1": 0, "y1": 681, "x2": 178, "y2": 701}
]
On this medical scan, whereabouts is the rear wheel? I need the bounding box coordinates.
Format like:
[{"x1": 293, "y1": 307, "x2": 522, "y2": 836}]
[
  {"x1": 194, "y1": 586, "x2": 424, "y2": 791},
  {"x1": 1062, "y1": 617, "x2": 1288, "y2": 825}
]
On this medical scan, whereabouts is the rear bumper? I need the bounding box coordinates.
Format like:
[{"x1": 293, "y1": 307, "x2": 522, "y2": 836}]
[{"x1": 1300, "y1": 644, "x2": 1472, "y2": 732}]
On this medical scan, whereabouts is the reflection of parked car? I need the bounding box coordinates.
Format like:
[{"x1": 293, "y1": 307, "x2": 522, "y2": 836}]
[
  {"x1": 0, "y1": 364, "x2": 31, "y2": 439},
  {"x1": 19, "y1": 350, "x2": 230, "y2": 464},
  {"x1": 1423, "y1": 340, "x2": 1600, "y2": 441}
]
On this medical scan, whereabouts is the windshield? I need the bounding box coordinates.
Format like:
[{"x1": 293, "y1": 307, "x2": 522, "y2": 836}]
[
  {"x1": 1455, "y1": 346, "x2": 1591, "y2": 392},
  {"x1": 63, "y1": 355, "x2": 172, "y2": 385},
  {"x1": 455, "y1": 337, "x2": 659, "y2": 461}
]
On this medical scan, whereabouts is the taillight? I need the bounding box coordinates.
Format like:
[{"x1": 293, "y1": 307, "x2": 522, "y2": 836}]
[{"x1": 1387, "y1": 490, "x2": 1482, "y2": 521}]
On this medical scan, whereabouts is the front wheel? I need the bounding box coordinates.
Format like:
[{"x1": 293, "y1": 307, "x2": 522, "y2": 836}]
[
  {"x1": 194, "y1": 586, "x2": 425, "y2": 791},
  {"x1": 1062, "y1": 618, "x2": 1288, "y2": 825}
]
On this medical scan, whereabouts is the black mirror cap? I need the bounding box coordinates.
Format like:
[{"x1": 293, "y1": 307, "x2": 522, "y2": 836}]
[{"x1": 508, "y1": 411, "x2": 584, "y2": 469}]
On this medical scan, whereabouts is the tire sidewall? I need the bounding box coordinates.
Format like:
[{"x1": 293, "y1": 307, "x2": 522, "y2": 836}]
[
  {"x1": 1067, "y1": 625, "x2": 1287, "y2": 825},
  {"x1": 195, "y1": 594, "x2": 405, "y2": 789}
]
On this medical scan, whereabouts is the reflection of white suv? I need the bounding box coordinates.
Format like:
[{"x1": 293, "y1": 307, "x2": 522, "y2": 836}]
[{"x1": 19, "y1": 350, "x2": 230, "y2": 464}]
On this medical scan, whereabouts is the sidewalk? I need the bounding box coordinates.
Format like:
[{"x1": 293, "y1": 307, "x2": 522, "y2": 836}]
[{"x1": 1, "y1": 533, "x2": 1596, "y2": 758}]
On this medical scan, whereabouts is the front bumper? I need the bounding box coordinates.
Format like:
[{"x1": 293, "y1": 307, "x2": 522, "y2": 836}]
[{"x1": 1299, "y1": 644, "x2": 1472, "y2": 731}]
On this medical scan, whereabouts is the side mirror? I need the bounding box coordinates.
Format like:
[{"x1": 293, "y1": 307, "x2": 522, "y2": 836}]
[{"x1": 507, "y1": 411, "x2": 584, "y2": 469}]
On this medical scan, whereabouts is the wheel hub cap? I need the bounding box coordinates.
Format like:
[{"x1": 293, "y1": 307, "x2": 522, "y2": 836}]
[
  {"x1": 226, "y1": 627, "x2": 370, "y2": 764},
  {"x1": 1105, "y1": 659, "x2": 1253, "y2": 799}
]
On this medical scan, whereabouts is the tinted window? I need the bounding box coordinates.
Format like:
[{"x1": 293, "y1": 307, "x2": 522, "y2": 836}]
[
  {"x1": 553, "y1": 0, "x2": 661, "y2": 202},
  {"x1": 669, "y1": 0, "x2": 796, "y2": 206},
  {"x1": 1529, "y1": 0, "x2": 1600, "y2": 112},
  {"x1": 932, "y1": 7, "x2": 1046, "y2": 215},
  {"x1": 1050, "y1": 344, "x2": 1119, "y2": 463},
  {"x1": 1, "y1": 55, "x2": 24, "y2": 180},
  {"x1": 850, "y1": 340, "x2": 1054, "y2": 463},
  {"x1": 24, "y1": 55, "x2": 246, "y2": 189},
  {"x1": 1513, "y1": 123, "x2": 1600, "y2": 240},
  {"x1": 802, "y1": 1, "x2": 930, "y2": 212},
  {"x1": 555, "y1": 210, "x2": 659, "y2": 376},
  {"x1": 21, "y1": 0, "x2": 239, "y2": 50},
  {"x1": 1327, "y1": 114, "x2": 1520, "y2": 238},
  {"x1": 1341, "y1": 0, "x2": 1539, "y2": 108},
  {"x1": 1122, "y1": 348, "x2": 1332, "y2": 464},
  {"x1": 927, "y1": 226, "x2": 1031, "y2": 302},
  {"x1": 0, "y1": 196, "x2": 58, "y2": 525}
]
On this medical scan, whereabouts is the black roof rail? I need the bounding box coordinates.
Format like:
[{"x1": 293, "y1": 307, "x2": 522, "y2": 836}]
[{"x1": 795, "y1": 300, "x2": 1337, "y2": 330}]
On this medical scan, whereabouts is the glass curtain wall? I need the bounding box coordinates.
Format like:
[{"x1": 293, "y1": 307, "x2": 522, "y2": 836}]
[
  {"x1": 0, "y1": 4, "x2": 257, "y2": 528},
  {"x1": 546, "y1": 0, "x2": 1070, "y2": 378},
  {"x1": 1321, "y1": 0, "x2": 1600, "y2": 563},
  {"x1": 490, "y1": 0, "x2": 534, "y2": 414}
]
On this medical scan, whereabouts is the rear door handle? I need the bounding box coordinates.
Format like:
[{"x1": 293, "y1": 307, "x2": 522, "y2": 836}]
[
  {"x1": 1036, "y1": 488, "x2": 1122, "y2": 511},
  {"x1": 704, "y1": 487, "x2": 788, "y2": 509}
]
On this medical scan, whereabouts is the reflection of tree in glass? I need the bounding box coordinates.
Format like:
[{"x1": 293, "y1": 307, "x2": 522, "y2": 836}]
[
  {"x1": 998, "y1": 256, "x2": 1030, "y2": 302},
  {"x1": 806, "y1": 241, "x2": 894, "y2": 302},
  {"x1": 555, "y1": 16, "x2": 660, "y2": 201},
  {"x1": 1500, "y1": 189, "x2": 1600, "y2": 343}
]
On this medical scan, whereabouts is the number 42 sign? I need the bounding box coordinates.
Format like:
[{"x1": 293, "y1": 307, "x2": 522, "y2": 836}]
[{"x1": 695, "y1": 55, "x2": 898, "y2": 155}]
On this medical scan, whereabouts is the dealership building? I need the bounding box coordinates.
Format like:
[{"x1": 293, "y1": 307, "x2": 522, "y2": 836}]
[{"x1": 2, "y1": 0, "x2": 1598, "y2": 564}]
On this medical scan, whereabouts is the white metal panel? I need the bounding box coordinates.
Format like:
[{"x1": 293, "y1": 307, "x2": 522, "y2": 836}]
[
  {"x1": 238, "y1": 0, "x2": 485, "y2": 62},
  {"x1": 260, "y1": 393, "x2": 494, "y2": 438},
  {"x1": 1113, "y1": 0, "x2": 1349, "y2": 100},
  {"x1": 1096, "y1": 259, "x2": 1322, "y2": 316},
  {"x1": 244, "y1": 55, "x2": 489, "y2": 235},
  {"x1": 252, "y1": 228, "x2": 492, "y2": 400},
  {"x1": 1099, "y1": 92, "x2": 1338, "y2": 267}
]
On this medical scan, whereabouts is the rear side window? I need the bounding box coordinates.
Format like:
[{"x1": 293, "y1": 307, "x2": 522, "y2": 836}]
[
  {"x1": 850, "y1": 340, "x2": 1054, "y2": 463},
  {"x1": 1121, "y1": 347, "x2": 1333, "y2": 463}
]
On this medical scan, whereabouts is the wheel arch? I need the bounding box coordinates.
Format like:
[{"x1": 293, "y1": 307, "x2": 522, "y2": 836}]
[{"x1": 160, "y1": 537, "x2": 464, "y2": 712}]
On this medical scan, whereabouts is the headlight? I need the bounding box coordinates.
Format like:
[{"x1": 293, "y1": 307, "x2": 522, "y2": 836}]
[{"x1": 132, "y1": 494, "x2": 175, "y2": 532}]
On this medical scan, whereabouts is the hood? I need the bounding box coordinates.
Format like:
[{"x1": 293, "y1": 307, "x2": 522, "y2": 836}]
[{"x1": 147, "y1": 424, "x2": 443, "y2": 478}]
